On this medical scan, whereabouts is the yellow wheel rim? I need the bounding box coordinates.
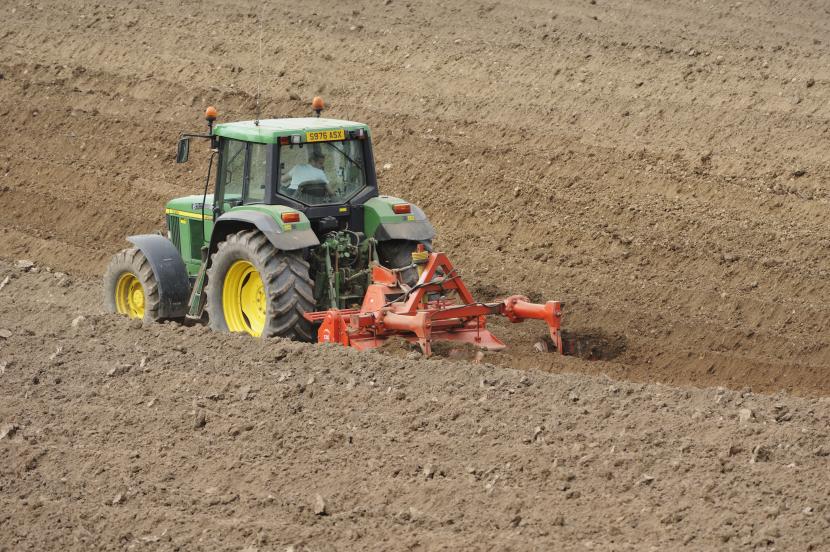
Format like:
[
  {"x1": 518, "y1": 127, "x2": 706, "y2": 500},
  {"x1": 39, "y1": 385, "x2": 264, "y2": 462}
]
[
  {"x1": 222, "y1": 260, "x2": 266, "y2": 337},
  {"x1": 115, "y1": 273, "x2": 145, "y2": 319}
]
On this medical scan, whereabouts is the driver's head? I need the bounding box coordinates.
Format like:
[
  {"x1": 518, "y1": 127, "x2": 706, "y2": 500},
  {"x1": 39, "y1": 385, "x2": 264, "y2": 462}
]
[{"x1": 310, "y1": 151, "x2": 325, "y2": 169}]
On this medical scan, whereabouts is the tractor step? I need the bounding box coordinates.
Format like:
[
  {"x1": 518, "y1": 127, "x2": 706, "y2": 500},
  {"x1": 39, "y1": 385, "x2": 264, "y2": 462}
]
[
  {"x1": 186, "y1": 259, "x2": 209, "y2": 318},
  {"x1": 303, "y1": 252, "x2": 564, "y2": 357}
]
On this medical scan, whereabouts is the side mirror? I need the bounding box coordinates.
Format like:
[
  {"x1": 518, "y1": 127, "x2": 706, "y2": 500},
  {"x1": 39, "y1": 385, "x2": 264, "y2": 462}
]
[{"x1": 176, "y1": 137, "x2": 190, "y2": 163}]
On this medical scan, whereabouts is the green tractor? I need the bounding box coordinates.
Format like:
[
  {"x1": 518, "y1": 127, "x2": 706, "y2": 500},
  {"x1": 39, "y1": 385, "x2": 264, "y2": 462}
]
[{"x1": 104, "y1": 100, "x2": 434, "y2": 340}]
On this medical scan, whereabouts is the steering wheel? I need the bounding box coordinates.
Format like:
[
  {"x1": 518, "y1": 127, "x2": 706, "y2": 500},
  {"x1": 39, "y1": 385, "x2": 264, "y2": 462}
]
[{"x1": 297, "y1": 179, "x2": 330, "y2": 197}]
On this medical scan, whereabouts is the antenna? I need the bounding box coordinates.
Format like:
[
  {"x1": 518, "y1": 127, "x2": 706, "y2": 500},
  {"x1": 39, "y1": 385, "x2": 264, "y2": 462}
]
[{"x1": 254, "y1": 5, "x2": 264, "y2": 126}]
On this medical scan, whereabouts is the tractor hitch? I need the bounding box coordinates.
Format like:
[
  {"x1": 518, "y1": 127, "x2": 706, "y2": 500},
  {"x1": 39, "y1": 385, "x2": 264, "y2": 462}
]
[{"x1": 303, "y1": 251, "x2": 564, "y2": 357}]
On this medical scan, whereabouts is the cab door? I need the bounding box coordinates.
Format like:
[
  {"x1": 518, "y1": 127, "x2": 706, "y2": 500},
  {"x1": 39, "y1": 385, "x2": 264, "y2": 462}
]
[{"x1": 214, "y1": 139, "x2": 273, "y2": 215}]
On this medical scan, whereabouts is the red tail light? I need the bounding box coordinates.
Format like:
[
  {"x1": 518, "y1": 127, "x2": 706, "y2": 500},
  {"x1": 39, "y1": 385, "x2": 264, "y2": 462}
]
[
  {"x1": 281, "y1": 212, "x2": 300, "y2": 223},
  {"x1": 393, "y1": 203, "x2": 411, "y2": 214}
]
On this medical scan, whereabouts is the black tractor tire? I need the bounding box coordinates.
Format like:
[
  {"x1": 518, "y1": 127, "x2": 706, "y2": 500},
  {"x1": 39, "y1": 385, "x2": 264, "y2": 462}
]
[
  {"x1": 205, "y1": 229, "x2": 314, "y2": 341},
  {"x1": 377, "y1": 239, "x2": 433, "y2": 287},
  {"x1": 103, "y1": 247, "x2": 163, "y2": 323}
]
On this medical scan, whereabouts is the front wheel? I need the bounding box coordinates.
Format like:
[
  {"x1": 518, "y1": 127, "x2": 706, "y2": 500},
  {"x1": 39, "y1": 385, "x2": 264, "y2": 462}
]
[
  {"x1": 103, "y1": 248, "x2": 163, "y2": 323},
  {"x1": 205, "y1": 229, "x2": 314, "y2": 341}
]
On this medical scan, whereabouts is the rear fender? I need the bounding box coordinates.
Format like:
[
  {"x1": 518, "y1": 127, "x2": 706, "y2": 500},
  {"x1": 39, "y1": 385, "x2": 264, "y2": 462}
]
[
  {"x1": 126, "y1": 234, "x2": 191, "y2": 319},
  {"x1": 364, "y1": 196, "x2": 436, "y2": 242},
  {"x1": 208, "y1": 208, "x2": 320, "y2": 257}
]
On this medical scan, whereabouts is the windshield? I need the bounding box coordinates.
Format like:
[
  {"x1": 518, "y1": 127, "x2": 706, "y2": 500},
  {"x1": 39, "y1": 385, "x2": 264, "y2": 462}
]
[{"x1": 278, "y1": 140, "x2": 366, "y2": 205}]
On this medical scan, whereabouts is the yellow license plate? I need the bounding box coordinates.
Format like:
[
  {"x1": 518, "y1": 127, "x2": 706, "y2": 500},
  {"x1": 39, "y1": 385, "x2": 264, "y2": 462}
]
[{"x1": 306, "y1": 129, "x2": 345, "y2": 142}]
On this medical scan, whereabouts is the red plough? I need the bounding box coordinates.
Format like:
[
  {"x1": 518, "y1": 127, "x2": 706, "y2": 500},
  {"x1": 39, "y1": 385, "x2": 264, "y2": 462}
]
[{"x1": 303, "y1": 251, "x2": 564, "y2": 357}]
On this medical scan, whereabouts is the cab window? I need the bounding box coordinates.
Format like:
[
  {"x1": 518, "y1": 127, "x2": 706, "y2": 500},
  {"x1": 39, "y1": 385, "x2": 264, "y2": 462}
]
[
  {"x1": 221, "y1": 139, "x2": 246, "y2": 201},
  {"x1": 246, "y1": 143, "x2": 268, "y2": 203},
  {"x1": 277, "y1": 139, "x2": 366, "y2": 205}
]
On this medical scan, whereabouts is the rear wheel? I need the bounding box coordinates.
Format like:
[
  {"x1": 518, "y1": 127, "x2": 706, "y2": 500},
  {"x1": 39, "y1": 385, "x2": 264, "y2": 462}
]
[
  {"x1": 206, "y1": 229, "x2": 314, "y2": 341},
  {"x1": 103, "y1": 248, "x2": 162, "y2": 323},
  {"x1": 377, "y1": 239, "x2": 433, "y2": 287}
]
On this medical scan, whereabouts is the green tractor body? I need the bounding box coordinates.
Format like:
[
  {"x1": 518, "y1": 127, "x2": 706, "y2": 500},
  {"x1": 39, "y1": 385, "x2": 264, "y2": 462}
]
[{"x1": 105, "y1": 108, "x2": 434, "y2": 339}]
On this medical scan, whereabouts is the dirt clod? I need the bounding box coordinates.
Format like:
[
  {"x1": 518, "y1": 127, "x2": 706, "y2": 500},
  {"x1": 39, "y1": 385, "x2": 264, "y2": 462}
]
[
  {"x1": 194, "y1": 410, "x2": 207, "y2": 429},
  {"x1": 751, "y1": 445, "x2": 772, "y2": 463},
  {"x1": 0, "y1": 423, "x2": 19, "y2": 440},
  {"x1": 238, "y1": 385, "x2": 251, "y2": 400},
  {"x1": 106, "y1": 364, "x2": 131, "y2": 377},
  {"x1": 313, "y1": 494, "x2": 328, "y2": 516}
]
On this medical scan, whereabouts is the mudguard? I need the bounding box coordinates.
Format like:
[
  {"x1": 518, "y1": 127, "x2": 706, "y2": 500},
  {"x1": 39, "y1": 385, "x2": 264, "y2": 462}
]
[
  {"x1": 126, "y1": 234, "x2": 191, "y2": 319},
  {"x1": 364, "y1": 197, "x2": 436, "y2": 242},
  {"x1": 209, "y1": 209, "x2": 320, "y2": 253},
  {"x1": 375, "y1": 205, "x2": 435, "y2": 241}
]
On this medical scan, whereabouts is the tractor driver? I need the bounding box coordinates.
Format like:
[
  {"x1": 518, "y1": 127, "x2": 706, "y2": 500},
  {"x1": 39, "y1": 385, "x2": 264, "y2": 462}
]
[{"x1": 280, "y1": 150, "x2": 333, "y2": 195}]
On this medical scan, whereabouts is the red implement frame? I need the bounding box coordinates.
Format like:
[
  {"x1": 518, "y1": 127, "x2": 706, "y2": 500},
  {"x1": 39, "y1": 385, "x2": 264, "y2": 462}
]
[{"x1": 303, "y1": 252, "x2": 564, "y2": 357}]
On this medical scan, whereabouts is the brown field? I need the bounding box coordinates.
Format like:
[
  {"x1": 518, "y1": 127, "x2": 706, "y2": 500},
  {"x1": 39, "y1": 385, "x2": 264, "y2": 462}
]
[{"x1": 1, "y1": 0, "x2": 829, "y2": 550}]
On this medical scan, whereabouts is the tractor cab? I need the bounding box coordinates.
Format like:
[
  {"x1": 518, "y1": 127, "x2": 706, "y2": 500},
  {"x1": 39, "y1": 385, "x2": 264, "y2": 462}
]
[
  {"x1": 169, "y1": 102, "x2": 434, "y2": 281},
  {"x1": 210, "y1": 117, "x2": 378, "y2": 235}
]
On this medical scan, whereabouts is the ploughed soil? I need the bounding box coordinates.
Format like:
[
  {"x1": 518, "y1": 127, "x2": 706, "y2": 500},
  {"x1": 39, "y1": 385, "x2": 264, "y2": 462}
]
[
  {"x1": 1, "y1": 260, "x2": 830, "y2": 551},
  {"x1": 1, "y1": 0, "x2": 830, "y2": 549}
]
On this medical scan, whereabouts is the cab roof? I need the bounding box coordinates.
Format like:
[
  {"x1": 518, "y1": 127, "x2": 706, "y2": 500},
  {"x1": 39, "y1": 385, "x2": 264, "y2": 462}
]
[{"x1": 212, "y1": 117, "x2": 370, "y2": 144}]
